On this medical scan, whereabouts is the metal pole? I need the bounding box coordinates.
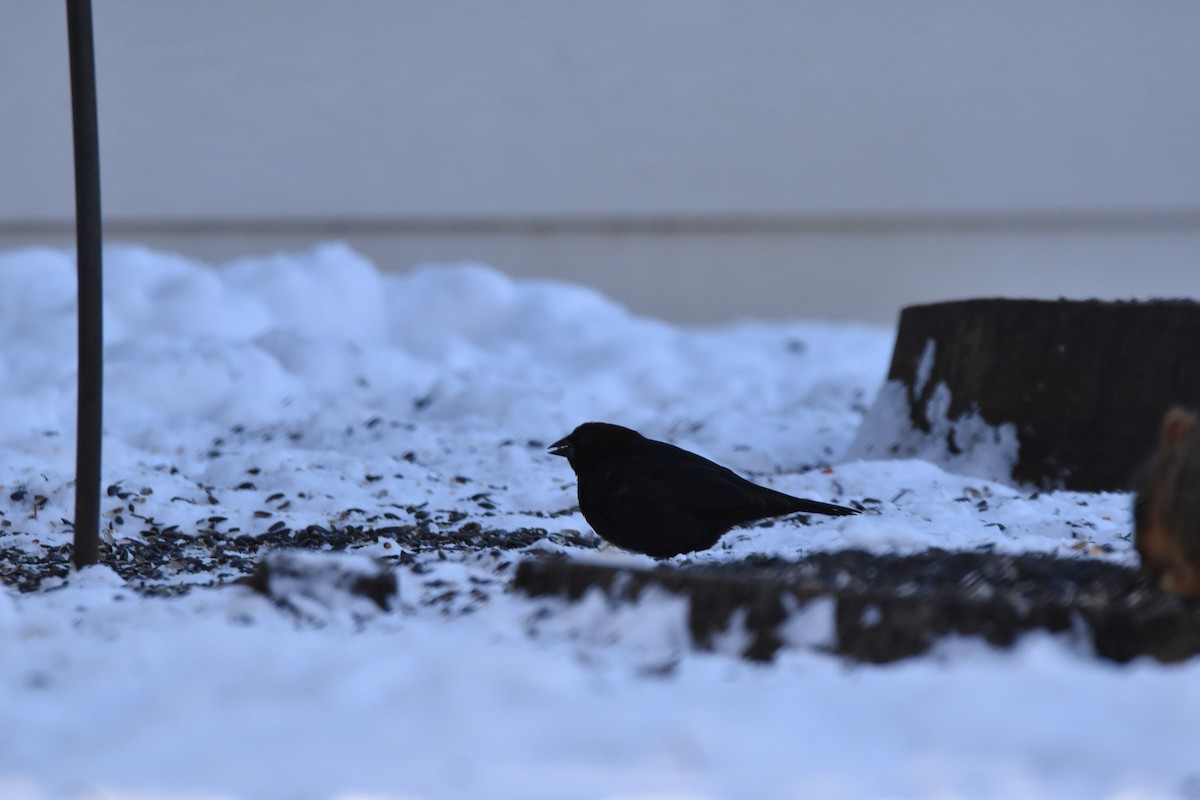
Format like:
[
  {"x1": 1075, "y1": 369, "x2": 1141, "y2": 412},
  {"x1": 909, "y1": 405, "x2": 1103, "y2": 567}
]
[{"x1": 66, "y1": 0, "x2": 103, "y2": 569}]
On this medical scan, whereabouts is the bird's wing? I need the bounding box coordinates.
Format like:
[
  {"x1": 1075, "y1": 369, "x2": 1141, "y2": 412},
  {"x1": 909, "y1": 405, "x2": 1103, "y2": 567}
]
[
  {"x1": 636, "y1": 441, "x2": 857, "y2": 516},
  {"x1": 618, "y1": 452, "x2": 792, "y2": 519}
]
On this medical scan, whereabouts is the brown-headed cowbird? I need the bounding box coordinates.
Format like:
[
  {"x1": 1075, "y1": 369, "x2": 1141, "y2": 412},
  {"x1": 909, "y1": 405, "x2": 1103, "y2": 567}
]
[
  {"x1": 549, "y1": 421, "x2": 858, "y2": 558},
  {"x1": 1134, "y1": 406, "x2": 1200, "y2": 597}
]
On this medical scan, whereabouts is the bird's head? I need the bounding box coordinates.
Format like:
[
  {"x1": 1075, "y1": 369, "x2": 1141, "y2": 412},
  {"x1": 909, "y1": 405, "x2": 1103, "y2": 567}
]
[{"x1": 549, "y1": 422, "x2": 645, "y2": 468}]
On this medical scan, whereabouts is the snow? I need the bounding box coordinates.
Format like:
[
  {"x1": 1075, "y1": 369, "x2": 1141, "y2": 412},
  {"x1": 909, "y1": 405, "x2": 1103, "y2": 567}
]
[
  {"x1": 1, "y1": 242, "x2": 1197, "y2": 798},
  {"x1": 847, "y1": 340, "x2": 1023, "y2": 484}
]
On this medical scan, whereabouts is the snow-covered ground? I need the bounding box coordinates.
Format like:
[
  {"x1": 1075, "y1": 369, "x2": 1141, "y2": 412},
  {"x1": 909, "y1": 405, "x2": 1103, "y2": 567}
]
[{"x1": 1, "y1": 243, "x2": 1197, "y2": 799}]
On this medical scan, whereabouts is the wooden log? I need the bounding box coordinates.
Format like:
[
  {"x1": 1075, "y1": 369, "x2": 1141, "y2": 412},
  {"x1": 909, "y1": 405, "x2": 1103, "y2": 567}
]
[
  {"x1": 852, "y1": 299, "x2": 1200, "y2": 491},
  {"x1": 514, "y1": 551, "x2": 1200, "y2": 664}
]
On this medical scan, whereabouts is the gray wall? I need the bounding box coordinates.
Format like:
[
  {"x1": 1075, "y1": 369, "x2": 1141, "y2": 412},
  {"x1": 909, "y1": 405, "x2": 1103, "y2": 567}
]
[{"x1": 4, "y1": 1, "x2": 1200, "y2": 323}]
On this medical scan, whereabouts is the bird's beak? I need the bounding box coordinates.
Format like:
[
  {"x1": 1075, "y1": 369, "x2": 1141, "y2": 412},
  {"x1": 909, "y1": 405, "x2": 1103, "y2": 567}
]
[{"x1": 548, "y1": 437, "x2": 572, "y2": 458}]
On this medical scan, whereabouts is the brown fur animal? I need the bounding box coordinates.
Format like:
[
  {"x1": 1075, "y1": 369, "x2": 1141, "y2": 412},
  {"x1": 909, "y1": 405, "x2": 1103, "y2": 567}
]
[{"x1": 1134, "y1": 407, "x2": 1200, "y2": 597}]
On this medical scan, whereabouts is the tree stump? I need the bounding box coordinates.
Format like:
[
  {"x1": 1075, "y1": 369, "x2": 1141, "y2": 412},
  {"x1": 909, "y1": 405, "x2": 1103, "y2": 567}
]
[{"x1": 849, "y1": 299, "x2": 1200, "y2": 491}]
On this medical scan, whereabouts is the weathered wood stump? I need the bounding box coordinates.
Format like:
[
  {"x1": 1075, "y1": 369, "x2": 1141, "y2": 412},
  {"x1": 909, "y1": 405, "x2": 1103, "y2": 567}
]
[
  {"x1": 850, "y1": 299, "x2": 1200, "y2": 491},
  {"x1": 514, "y1": 552, "x2": 1200, "y2": 664},
  {"x1": 242, "y1": 549, "x2": 398, "y2": 621}
]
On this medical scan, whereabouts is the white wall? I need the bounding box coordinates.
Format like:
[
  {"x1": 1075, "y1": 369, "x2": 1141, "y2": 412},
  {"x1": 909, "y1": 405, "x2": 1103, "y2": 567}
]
[{"x1": 3, "y1": 1, "x2": 1199, "y2": 322}]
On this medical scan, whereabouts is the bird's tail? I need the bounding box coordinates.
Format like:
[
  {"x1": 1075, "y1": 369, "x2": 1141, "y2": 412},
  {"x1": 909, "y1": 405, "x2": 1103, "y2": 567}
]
[{"x1": 789, "y1": 497, "x2": 859, "y2": 517}]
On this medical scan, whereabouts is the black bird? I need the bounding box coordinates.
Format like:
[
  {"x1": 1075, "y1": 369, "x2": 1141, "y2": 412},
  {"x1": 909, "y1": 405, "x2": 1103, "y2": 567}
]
[{"x1": 549, "y1": 422, "x2": 858, "y2": 558}]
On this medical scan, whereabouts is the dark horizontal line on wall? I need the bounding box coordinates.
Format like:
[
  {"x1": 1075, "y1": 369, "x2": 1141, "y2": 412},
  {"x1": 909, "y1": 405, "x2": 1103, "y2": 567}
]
[{"x1": 5, "y1": 211, "x2": 1200, "y2": 237}]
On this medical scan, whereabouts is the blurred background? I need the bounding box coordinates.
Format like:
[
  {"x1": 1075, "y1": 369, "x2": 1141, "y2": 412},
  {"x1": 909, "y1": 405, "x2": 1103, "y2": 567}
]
[{"x1": 3, "y1": 1, "x2": 1199, "y2": 324}]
